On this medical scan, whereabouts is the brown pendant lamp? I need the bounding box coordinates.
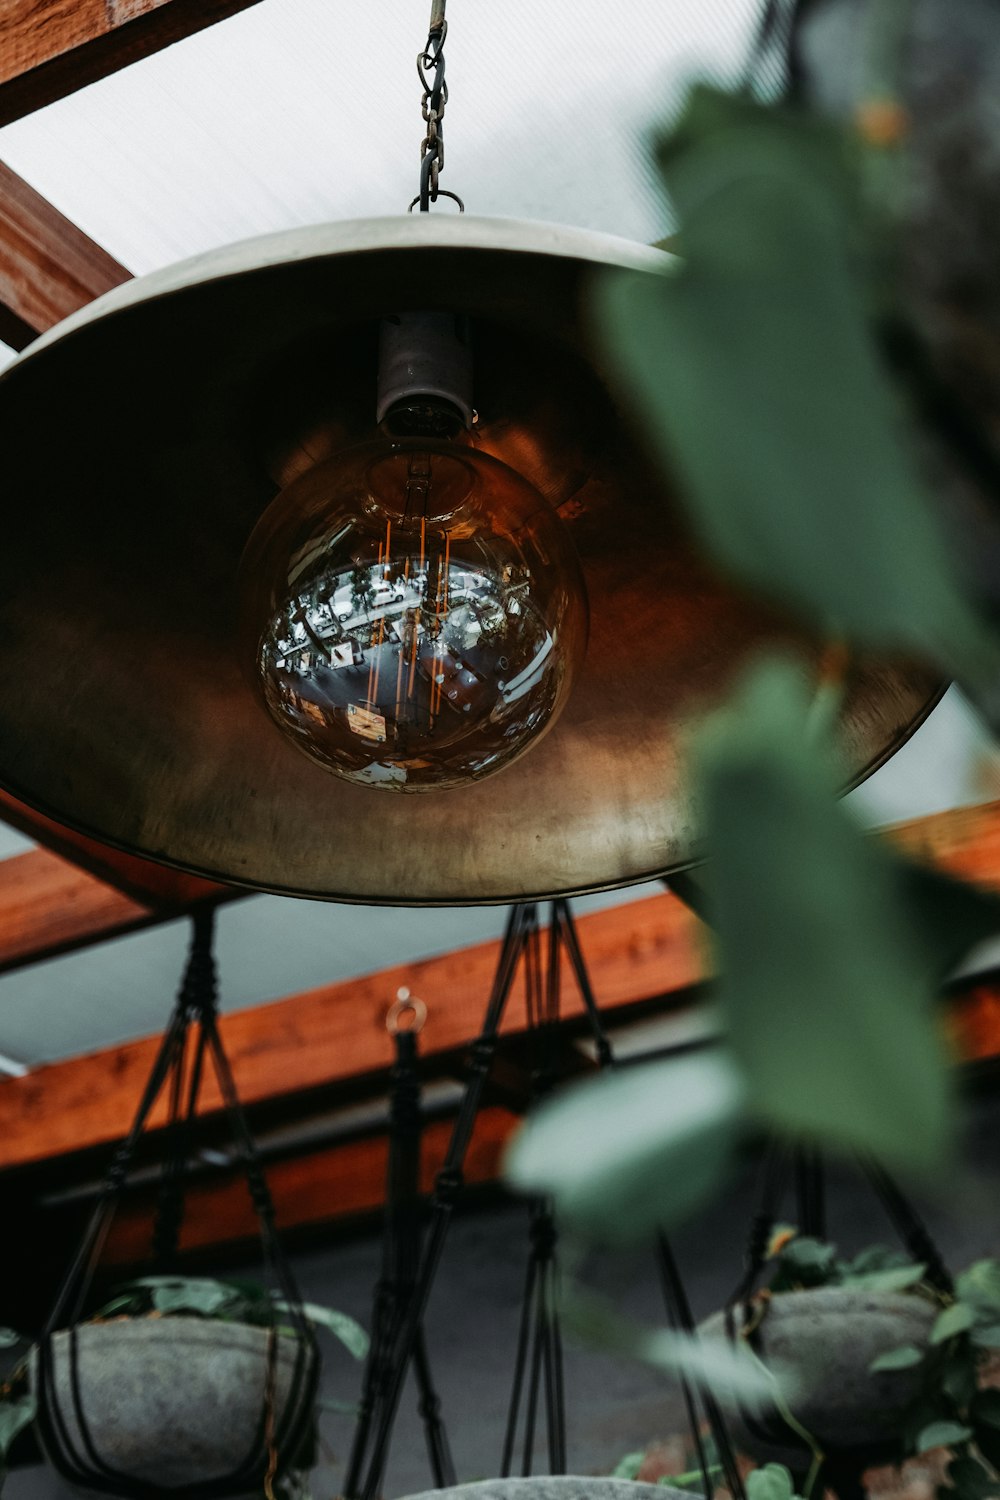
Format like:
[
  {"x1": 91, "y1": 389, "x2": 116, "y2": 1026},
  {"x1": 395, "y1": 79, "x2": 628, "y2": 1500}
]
[{"x1": 0, "y1": 8, "x2": 940, "y2": 907}]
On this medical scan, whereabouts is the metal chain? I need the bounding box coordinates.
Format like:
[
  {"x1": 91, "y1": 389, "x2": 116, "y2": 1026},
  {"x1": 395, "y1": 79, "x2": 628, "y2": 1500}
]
[{"x1": 410, "y1": 0, "x2": 464, "y2": 213}]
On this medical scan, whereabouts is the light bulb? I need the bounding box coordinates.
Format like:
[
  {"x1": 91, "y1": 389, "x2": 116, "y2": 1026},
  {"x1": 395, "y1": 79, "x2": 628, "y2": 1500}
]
[{"x1": 238, "y1": 438, "x2": 588, "y2": 791}]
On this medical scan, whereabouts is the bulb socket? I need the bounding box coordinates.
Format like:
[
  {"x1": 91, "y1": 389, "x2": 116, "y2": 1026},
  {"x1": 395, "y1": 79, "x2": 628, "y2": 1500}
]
[{"x1": 377, "y1": 310, "x2": 474, "y2": 436}]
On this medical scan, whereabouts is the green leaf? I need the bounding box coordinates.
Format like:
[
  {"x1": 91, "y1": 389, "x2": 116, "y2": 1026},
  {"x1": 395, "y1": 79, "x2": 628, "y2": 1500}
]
[
  {"x1": 958, "y1": 1262, "x2": 1000, "y2": 1315},
  {"x1": 870, "y1": 1344, "x2": 926, "y2": 1371},
  {"x1": 746, "y1": 1465, "x2": 797, "y2": 1500},
  {"x1": 504, "y1": 1051, "x2": 745, "y2": 1242},
  {"x1": 932, "y1": 1303, "x2": 977, "y2": 1345},
  {"x1": 130, "y1": 1276, "x2": 239, "y2": 1317},
  {"x1": 844, "y1": 1264, "x2": 927, "y2": 1293},
  {"x1": 696, "y1": 658, "x2": 953, "y2": 1171},
  {"x1": 973, "y1": 1326, "x2": 1000, "y2": 1349},
  {"x1": 918, "y1": 1421, "x2": 974, "y2": 1453},
  {"x1": 0, "y1": 1333, "x2": 19, "y2": 1350},
  {"x1": 562, "y1": 1284, "x2": 781, "y2": 1404},
  {"x1": 272, "y1": 1300, "x2": 369, "y2": 1361},
  {"x1": 0, "y1": 1395, "x2": 35, "y2": 1458},
  {"x1": 612, "y1": 1452, "x2": 646, "y2": 1480},
  {"x1": 591, "y1": 85, "x2": 1000, "y2": 691}
]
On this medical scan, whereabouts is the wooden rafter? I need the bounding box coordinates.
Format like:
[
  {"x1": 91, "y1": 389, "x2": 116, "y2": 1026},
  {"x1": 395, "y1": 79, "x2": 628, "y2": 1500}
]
[
  {"x1": 0, "y1": 892, "x2": 705, "y2": 1171},
  {"x1": 0, "y1": 0, "x2": 265, "y2": 126},
  {"x1": 0, "y1": 161, "x2": 131, "y2": 349}
]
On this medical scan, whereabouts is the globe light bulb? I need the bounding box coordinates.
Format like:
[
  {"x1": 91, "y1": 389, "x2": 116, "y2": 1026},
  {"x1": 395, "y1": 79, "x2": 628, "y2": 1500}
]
[{"x1": 238, "y1": 437, "x2": 588, "y2": 792}]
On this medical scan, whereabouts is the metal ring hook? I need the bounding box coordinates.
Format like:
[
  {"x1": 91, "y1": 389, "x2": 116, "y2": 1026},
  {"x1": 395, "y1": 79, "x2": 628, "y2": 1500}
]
[{"x1": 387, "y1": 986, "x2": 428, "y2": 1035}]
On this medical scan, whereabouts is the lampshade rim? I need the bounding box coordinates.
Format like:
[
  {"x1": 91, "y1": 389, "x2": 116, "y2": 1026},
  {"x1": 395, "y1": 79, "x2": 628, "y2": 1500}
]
[
  {"x1": 4, "y1": 214, "x2": 676, "y2": 376},
  {"x1": 0, "y1": 679, "x2": 946, "y2": 908}
]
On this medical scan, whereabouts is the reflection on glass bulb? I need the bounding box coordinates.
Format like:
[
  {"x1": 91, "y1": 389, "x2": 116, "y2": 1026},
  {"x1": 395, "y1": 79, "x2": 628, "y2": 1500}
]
[{"x1": 238, "y1": 439, "x2": 588, "y2": 791}]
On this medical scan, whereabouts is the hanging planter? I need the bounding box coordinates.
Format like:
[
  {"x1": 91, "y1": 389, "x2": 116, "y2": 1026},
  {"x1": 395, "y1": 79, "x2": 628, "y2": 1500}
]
[
  {"x1": 397, "y1": 1476, "x2": 693, "y2": 1500},
  {"x1": 701, "y1": 1228, "x2": 1000, "y2": 1500},
  {"x1": 701, "y1": 1284, "x2": 937, "y2": 1467},
  {"x1": 0, "y1": 914, "x2": 368, "y2": 1500},
  {"x1": 32, "y1": 1315, "x2": 313, "y2": 1494}
]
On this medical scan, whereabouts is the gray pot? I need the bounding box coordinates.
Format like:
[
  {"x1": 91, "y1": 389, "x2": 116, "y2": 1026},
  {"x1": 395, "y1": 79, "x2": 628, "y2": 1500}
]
[
  {"x1": 398, "y1": 1480, "x2": 692, "y2": 1500},
  {"x1": 31, "y1": 1316, "x2": 315, "y2": 1492},
  {"x1": 700, "y1": 1287, "x2": 936, "y2": 1465}
]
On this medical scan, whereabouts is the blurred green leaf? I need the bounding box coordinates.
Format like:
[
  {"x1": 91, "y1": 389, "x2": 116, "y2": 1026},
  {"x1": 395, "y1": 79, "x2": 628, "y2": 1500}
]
[
  {"x1": 958, "y1": 1262, "x2": 1000, "y2": 1314},
  {"x1": 932, "y1": 1303, "x2": 977, "y2": 1344},
  {"x1": 130, "y1": 1276, "x2": 238, "y2": 1317},
  {"x1": 870, "y1": 1344, "x2": 926, "y2": 1371},
  {"x1": 746, "y1": 1464, "x2": 798, "y2": 1500},
  {"x1": 918, "y1": 1420, "x2": 974, "y2": 1453},
  {"x1": 505, "y1": 1051, "x2": 744, "y2": 1243},
  {"x1": 0, "y1": 1333, "x2": 18, "y2": 1350},
  {"x1": 699, "y1": 658, "x2": 953, "y2": 1170},
  {"x1": 272, "y1": 1300, "x2": 368, "y2": 1361},
  {"x1": 973, "y1": 1326, "x2": 1000, "y2": 1349},
  {"x1": 592, "y1": 85, "x2": 1000, "y2": 690},
  {"x1": 612, "y1": 1452, "x2": 645, "y2": 1480},
  {"x1": 562, "y1": 1283, "x2": 782, "y2": 1404}
]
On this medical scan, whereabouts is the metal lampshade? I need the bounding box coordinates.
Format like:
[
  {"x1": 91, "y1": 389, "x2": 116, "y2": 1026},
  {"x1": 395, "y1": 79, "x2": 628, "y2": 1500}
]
[{"x1": 0, "y1": 216, "x2": 940, "y2": 904}]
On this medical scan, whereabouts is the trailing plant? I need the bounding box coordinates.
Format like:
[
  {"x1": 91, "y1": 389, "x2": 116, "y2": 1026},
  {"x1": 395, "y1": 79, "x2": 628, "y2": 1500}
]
[{"x1": 751, "y1": 1233, "x2": 1000, "y2": 1500}]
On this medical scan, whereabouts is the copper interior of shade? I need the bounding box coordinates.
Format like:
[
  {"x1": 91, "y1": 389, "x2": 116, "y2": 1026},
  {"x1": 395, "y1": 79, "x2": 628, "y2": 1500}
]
[{"x1": 0, "y1": 220, "x2": 943, "y2": 904}]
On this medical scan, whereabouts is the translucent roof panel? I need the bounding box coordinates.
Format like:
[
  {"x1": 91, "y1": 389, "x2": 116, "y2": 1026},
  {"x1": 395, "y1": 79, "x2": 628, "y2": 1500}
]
[{"x1": 0, "y1": 0, "x2": 761, "y2": 273}]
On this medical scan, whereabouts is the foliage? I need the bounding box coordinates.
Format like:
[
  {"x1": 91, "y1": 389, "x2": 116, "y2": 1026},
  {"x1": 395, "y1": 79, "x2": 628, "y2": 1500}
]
[{"x1": 757, "y1": 1234, "x2": 1000, "y2": 1500}]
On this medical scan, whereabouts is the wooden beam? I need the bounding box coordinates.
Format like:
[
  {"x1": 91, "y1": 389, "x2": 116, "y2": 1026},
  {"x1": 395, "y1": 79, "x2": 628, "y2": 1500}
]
[
  {"x1": 0, "y1": 0, "x2": 265, "y2": 126},
  {"x1": 0, "y1": 846, "x2": 153, "y2": 974},
  {"x1": 0, "y1": 161, "x2": 131, "y2": 348},
  {"x1": 101, "y1": 1107, "x2": 518, "y2": 1264},
  {"x1": 0, "y1": 892, "x2": 706, "y2": 1171}
]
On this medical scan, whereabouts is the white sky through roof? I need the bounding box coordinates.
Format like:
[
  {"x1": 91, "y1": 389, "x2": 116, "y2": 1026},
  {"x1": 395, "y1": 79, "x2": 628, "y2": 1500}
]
[
  {"x1": 0, "y1": 0, "x2": 761, "y2": 273},
  {"x1": 0, "y1": 0, "x2": 995, "y2": 1063}
]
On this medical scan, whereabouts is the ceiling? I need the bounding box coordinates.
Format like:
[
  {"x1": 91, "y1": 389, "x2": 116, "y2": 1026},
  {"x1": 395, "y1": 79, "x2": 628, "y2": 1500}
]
[{"x1": 0, "y1": 0, "x2": 994, "y2": 1069}]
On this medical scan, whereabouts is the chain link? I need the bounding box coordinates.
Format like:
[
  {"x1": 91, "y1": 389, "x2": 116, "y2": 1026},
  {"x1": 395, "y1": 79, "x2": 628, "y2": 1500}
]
[{"x1": 409, "y1": 2, "x2": 464, "y2": 213}]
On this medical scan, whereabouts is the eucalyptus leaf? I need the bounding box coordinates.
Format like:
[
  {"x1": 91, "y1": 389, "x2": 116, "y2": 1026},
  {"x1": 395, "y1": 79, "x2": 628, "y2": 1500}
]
[
  {"x1": 697, "y1": 658, "x2": 953, "y2": 1171},
  {"x1": 973, "y1": 1327, "x2": 1000, "y2": 1349},
  {"x1": 505, "y1": 1051, "x2": 745, "y2": 1242},
  {"x1": 917, "y1": 1420, "x2": 974, "y2": 1453},
  {"x1": 870, "y1": 1344, "x2": 926, "y2": 1371},
  {"x1": 0, "y1": 1395, "x2": 35, "y2": 1457},
  {"x1": 591, "y1": 85, "x2": 1000, "y2": 691},
  {"x1": 0, "y1": 1332, "x2": 19, "y2": 1350},
  {"x1": 932, "y1": 1303, "x2": 977, "y2": 1345}
]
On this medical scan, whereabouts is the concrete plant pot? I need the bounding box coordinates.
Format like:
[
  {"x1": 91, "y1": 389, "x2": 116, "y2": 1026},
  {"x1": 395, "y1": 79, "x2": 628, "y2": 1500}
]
[
  {"x1": 701, "y1": 1286, "x2": 937, "y2": 1466},
  {"x1": 398, "y1": 1480, "x2": 692, "y2": 1500},
  {"x1": 31, "y1": 1316, "x2": 316, "y2": 1493}
]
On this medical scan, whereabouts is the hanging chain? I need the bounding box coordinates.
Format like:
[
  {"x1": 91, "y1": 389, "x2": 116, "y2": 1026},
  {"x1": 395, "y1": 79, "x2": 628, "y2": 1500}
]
[{"x1": 410, "y1": 0, "x2": 464, "y2": 213}]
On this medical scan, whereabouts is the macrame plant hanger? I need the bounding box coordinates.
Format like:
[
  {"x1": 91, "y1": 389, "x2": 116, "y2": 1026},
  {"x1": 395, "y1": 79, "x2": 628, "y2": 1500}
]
[
  {"x1": 345, "y1": 899, "x2": 745, "y2": 1500},
  {"x1": 33, "y1": 908, "x2": 319, "y2": 1500}
]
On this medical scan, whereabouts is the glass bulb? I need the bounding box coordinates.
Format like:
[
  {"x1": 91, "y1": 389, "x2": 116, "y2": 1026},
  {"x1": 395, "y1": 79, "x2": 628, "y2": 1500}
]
[{"x1": 238, "y1": 438, "x2": 588, "y2": 791}]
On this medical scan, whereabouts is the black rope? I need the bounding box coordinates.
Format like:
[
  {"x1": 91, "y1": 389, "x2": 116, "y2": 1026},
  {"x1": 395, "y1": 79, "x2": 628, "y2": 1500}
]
[{"x1": 35, "y1": 907, "x2": 318, "y2": 1500}]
